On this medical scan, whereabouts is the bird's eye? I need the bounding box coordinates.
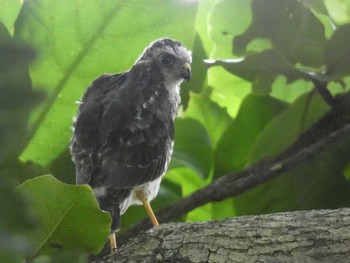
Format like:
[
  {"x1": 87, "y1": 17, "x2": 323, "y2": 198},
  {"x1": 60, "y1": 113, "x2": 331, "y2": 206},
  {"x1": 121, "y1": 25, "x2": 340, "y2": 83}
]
[{"x1": 159, "y1": 53, "x2": 173, "y2": 65}]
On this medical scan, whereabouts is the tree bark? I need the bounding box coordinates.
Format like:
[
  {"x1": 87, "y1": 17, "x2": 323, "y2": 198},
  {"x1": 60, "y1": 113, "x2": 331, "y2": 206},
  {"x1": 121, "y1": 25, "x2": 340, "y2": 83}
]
[{"x1": 94, "y1": 208, "x2": 350, "y2": 263}]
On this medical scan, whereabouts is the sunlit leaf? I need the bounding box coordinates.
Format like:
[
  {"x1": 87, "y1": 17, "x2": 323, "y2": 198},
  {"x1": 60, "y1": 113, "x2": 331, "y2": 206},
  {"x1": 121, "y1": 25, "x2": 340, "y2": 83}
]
[
  {"x1": 234, "y1": 0, "x2": 327, "y2": 67},
  {"x1": 194, "y1": 0, "x2": 216, "y2": 55},
  {"x1": 324, "y1": 0, "x2": 350, "y2": 25},
  {"x1": 0, "y1": 0, "x2": 22, "y2": 35},
  {"x1": 166, "y1": 167, "x2": 210, "y2": 221},
  {"x1": 16, "y1": 0, "x2": 198, "y2": 167},
  {"x1": 207, "y1": 0, "x2": 253, "y2": 117},
  {"x1": 183, "y1": 87, "x2": 233, "y2": 147}
]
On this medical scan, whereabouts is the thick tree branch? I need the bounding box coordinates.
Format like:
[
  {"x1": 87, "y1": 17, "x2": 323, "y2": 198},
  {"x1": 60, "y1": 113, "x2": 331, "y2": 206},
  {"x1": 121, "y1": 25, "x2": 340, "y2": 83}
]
[
  {"x1": 118, "y1": 91, "x2": 350, "y2": 244},
  {"x1": 97, "y1": 208, "x2": 350, "y2": 263}
]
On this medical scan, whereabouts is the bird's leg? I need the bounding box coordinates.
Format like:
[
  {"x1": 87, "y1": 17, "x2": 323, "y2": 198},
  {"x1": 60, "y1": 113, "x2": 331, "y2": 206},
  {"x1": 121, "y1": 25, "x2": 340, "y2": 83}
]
[
  {"x1": 136, "y1": 191, "x2": 159, "y2": 226},
  {"x1": 109, "y1": 233, "x2": 117, "y2": 252}
]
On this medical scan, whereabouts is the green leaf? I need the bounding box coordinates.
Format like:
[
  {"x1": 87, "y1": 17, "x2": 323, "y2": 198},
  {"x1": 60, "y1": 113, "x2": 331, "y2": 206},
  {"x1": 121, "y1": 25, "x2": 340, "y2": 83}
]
[
  {"x1": 194, "y1": 0, "x2": 216, "y2": 55},
  {"x1": 207, "y1": 50, "x2": 311, "y2": 95},
  {"x1": 183, "y1": 87, "x2": 233, "y2": 147},
  {"x1": 212, "y1": 94, "x2": 287, "y2": 220},
  {"x1": 16, "y1": 175, "x2": 111, "y2": 261},
  {"x1": 344, "y1": 163, "x2": 350, "y2": 181},
  {"x1": 15, "y1": 0, "x2": 198, "y2": 167},
  {"x1": 208, "y1": 67, "x2": 251, "y2": 117},
  {"x1": 324, "y1": 0, "x2": 350, "y2": 25},
  {"x1": 165, "y1": 167, "x2": 210, "y2": 221},
  {"x1": 170, "y1": 118, "x2": 213, "y2": 179},
  {"x1": 234, "y1": 0, "x2": 327, "y2": 67},
  {"x1": 248, "y1": 91, "x2": 330, "y2": 163},
  {"x1": 325, "y1": 24, "x2": 350, "y2": 79},
  {"x1": 234, "y1": 142, "x2": 350, "y2": 216},
  {"x1": 303, "y1": 0, "x2": 329, "y2": 16},
  {"x1": 210, "y1": 198, "x2": 236, "y2": 220},
  {"x1": 214, "y1": 94, "x2": 287, "y2": 177},
  {"x1": 0, "y1": 0, "x2": 22, "y2": 35},
  {"x1": 208, "y1": 0, "x2": 253, "y2": 58},
  {"x1": 270, "y1": 78, "x2": 314, "y2": 104},
  {"x1": 207, "y1": 0, "x2": 252, "y2": 117}
]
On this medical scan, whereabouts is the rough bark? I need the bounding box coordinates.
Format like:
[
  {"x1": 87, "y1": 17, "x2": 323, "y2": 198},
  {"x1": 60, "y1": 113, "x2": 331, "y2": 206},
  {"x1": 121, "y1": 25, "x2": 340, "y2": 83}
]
[{"x1": 94, "y1": 208, "x2": 350, "y2": 263}]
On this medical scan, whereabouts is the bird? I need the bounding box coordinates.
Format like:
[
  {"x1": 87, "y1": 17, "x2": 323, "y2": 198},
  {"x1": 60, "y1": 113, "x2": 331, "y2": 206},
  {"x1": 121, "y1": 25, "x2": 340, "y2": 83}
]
[{"x1": 70, "y1": 38, "x2": 192, "y2": 250}]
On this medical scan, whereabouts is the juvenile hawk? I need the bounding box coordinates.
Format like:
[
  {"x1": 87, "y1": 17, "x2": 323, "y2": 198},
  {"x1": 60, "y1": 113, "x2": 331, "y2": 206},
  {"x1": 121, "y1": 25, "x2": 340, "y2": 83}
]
[{"x1": 70, "y1": 38, "x2": 192, "y2": 249}]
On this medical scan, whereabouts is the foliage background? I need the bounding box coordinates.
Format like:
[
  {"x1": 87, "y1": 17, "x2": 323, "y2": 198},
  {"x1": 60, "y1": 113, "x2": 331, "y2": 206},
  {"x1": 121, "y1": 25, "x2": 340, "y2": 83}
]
[{"x1": 1, "y1": 0, "x2": 350, "y2": 262}]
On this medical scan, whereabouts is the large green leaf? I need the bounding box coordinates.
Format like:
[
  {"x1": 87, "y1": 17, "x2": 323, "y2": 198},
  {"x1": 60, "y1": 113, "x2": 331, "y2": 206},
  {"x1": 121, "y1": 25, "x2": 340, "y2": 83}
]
[
  {"x1": 234, "y1": 0, "x2": 327, "y2": 67},
  {"x1": 15, "y1": 0, "x2": 198, "y2": 167},
  {"x1": 234, "y1": 142, "x2": 350, "y2": 216},
  {"x1": 206, "y1": 0, "x2": 252, "y2": 117},
  {"x1": 325, "y1": 24, "x2": 350, "y2": 79},
  {"x1": 248, "y1": 91, "x2": 330, "y2": 162},
  {"x1": 208, "y1": 67, "x2": 251, "y2": 117},
  {"x1": 214, "y1": 94, "x2": 287, "y2": 176},
  {"x1": 233, "y1": 91, "x2": 350, "y2": 216},
  {"x1": 165, "y1": 167, "x2": 210, "y2": 221},
  {"x1": 0, "y1": 0, "x2": 22, "y2": 35},
  {"x1": 16, "y1": 175, "x2": 111, "y2": 262},
  {"x1": 194, "y1": 0, "x2": 216, "y2": 56},
  {"x1": 183, "y1": 87, "x2": 233, "y2": 147},
  {"x1": 324, "y1": 0, "x2": 350, "y2": 25},
  {"x1": 211, "y1": 94, "x2": 287, "y2": 219},
  {"x1": 170, "y1": 118, "x2": 213, "y2": 179}
]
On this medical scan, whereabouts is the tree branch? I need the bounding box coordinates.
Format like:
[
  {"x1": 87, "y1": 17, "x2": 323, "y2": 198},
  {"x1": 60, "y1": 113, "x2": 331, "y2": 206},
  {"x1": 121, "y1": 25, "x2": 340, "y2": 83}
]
[
  {"x1": 96, "y1": 208, "x2": 350, "y2": 263},
  {"x1": 118, "y1": 91, "x2": 350, "y2": 245}
]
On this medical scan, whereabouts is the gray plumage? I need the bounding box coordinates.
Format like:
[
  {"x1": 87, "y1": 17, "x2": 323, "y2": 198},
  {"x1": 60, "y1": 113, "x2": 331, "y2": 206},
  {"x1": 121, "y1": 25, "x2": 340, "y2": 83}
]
[{"x1": 70, "y1": 38, "x2": 192, "y2": 232}]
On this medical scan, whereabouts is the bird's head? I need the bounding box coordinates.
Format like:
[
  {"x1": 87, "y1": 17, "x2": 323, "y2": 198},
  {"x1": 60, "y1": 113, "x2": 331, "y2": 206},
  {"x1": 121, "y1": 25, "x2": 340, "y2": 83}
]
[{"x1": 135, "y1": 38, "x2": 192, "y2": 87}]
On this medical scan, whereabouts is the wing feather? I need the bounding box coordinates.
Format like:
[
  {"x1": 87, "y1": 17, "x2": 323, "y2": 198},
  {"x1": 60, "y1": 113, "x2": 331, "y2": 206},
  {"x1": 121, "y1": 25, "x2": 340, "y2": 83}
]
[
  {"x1": 71, "y1": 65, "x2": 175, "y2": 190},
  {"x1": 71, "y1": 73, "x2": 126, "y2": 184}
]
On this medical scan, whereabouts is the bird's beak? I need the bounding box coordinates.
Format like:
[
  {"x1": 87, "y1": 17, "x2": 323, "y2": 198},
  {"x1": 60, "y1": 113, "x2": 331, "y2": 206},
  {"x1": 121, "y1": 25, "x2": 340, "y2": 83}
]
[{"x1": 181, "y1": 62, "x2": 191, "y2": 81}]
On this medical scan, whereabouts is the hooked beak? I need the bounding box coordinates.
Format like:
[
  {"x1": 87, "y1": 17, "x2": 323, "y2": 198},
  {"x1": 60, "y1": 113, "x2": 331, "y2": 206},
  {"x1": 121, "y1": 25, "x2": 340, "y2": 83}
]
[{"x1": 180, "y1": 62, "x2": 191, "y2": 81}]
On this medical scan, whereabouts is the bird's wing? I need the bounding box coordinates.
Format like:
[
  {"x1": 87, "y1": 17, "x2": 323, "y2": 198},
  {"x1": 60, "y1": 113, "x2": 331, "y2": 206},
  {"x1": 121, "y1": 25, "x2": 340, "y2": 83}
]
[
  {"x1": 71, "y1": 73, "x2": 126, "y2": 184},
  {"x1": 94, "y1": 68, "x2": 174, "y2": 189}
]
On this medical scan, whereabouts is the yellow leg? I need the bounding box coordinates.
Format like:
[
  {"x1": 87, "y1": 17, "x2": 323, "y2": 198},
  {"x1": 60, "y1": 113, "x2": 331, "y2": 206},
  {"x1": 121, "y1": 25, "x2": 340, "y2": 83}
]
[
  {"x1": 109, "y1": 233, "x2": 117, "y2": 251},
  {"x1": 136, "y1": 191, "x2": 159, "y2": 226}
]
